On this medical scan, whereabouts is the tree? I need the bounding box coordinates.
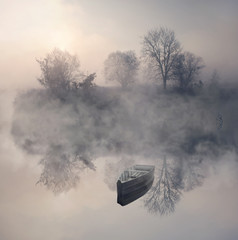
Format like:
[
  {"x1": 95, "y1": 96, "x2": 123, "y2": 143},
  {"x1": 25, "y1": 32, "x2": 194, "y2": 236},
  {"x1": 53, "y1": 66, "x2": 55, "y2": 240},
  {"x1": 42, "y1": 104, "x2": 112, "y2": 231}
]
[
  {"x1": 37, "y1": 48, "x2": 96, "y2": 99},
  {"x1": 142, "y1": 27, "x2": 181, "y2": 90},
  {"x1": 37, "y1": 48, "x2": 81, "y2": 98},
  {"x1": 104, "y1": 50, "x2": 139, "y2": 89},
  {"x1": 71, "y1": 73, "x2": 96, "y2": 99},
  {"x1": 172, "y1": 51, "x2": 205, "y2": 91}
]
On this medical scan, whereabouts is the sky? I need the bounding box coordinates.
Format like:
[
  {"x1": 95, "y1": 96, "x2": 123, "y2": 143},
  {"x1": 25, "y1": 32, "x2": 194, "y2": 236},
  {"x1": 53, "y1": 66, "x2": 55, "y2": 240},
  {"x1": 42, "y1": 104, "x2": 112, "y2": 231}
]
[{"x1": 0, "y1": 0, "x2": 238, "y2": 89}]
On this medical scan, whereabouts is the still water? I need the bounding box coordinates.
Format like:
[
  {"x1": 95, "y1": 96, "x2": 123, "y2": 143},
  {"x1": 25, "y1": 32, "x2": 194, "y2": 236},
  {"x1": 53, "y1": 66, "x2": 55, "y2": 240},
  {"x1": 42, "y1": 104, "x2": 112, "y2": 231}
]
[
  {"x1": 0, "y1": 90, "x2": 238, "y2": 240},
  {"x1": 1, "y1": 154, "x2": 238, "y2": 240}
]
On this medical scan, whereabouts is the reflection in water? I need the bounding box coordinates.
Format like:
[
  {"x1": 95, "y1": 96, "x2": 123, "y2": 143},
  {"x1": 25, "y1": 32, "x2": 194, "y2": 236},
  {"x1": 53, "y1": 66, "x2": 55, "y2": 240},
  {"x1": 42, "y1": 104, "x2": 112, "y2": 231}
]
[
  {"x1": 144, "y1": 156, "x2": 182, "y2": 215},
  {"x1": 144, "y1": 156, "x2": 204, "y2": 215},
  {"x1": 102, "y1": 155, "x2": 205, "y2": 216},
  {"x1": 36, "y1": 145, "x2": 95, "y2": 193},
  {"x1": 182, "y1": 158, "x2": 204, "y2": 191},
  {"x1": 11, "y1": 85, "x2": 238, "y2": 197},
  {"x1": 216, "y1": 112, "x2": 223, "y2": 130}
]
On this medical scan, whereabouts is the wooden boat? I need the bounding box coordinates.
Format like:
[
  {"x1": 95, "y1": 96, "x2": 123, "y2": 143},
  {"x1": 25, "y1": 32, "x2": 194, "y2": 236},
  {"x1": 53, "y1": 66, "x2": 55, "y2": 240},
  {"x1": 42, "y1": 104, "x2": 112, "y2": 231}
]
[{"x1": 117, "y1": 165, "x2": 155, "y2": 206}]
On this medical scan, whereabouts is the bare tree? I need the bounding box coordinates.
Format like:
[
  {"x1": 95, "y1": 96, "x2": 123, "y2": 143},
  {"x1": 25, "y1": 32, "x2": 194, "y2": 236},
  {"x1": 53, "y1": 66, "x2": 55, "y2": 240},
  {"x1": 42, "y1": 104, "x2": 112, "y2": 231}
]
[
  {"x1": 142, "y1": 27, "x2": 181, "y2": 90},
  {"x1": 144, "y1": 156, "x2": 182, "y2": 215},
  {"x1": 172, "y1": 51, "x2": 205, "y2": 91},
  {"x1": 104, "y1": 50, "x2": 139, "y2": 89}
]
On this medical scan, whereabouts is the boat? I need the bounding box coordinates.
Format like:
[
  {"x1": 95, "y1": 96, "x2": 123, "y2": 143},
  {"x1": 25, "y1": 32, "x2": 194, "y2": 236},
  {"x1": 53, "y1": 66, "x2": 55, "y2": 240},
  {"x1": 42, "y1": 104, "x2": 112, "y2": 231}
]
[{"x1": 117, "y1": 165, "x2": 155, "y2": 206}]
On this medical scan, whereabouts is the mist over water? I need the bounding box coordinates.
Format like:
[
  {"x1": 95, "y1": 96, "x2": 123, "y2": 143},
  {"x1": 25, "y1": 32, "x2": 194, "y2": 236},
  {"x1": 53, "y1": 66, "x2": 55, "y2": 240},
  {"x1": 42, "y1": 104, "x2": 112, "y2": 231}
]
[
  {"x1": 0, "y1": 75, "x2": 237, "y2": 240},
  {"x1": 10, "y1": 82, "x2": 238, "y2": 201}
]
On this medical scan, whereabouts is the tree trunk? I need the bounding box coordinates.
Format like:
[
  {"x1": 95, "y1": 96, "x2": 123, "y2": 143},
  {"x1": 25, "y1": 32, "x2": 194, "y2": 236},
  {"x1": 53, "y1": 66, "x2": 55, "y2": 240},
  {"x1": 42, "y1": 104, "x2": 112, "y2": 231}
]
[{"x1": 163, "y1": 78, "x2": 167, "y2": 90}]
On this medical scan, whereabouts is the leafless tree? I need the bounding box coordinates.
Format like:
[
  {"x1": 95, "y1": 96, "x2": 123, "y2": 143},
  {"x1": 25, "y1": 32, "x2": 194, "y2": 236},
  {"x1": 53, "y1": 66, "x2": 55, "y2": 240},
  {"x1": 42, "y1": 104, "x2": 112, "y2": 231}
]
[
  {"x1": 172, "y1": 51, "x2": 205, "y2": 91},
  {"x1": 144, "y1": 156, "x2": 182, "y2": 215},
  {"x1": 104, "y1": 50, "x2": 139, "y2": 89},
  {"x1": 142, "y1": 27, "x2": 181, "y2": 90}
]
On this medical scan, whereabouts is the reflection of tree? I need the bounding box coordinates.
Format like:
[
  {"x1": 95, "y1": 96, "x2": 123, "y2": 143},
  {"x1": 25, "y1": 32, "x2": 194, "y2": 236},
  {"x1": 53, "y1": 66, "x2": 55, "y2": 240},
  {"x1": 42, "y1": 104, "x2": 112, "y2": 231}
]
[
  {"x1": 182, "y1": 158, "x2": 204, "y2": 192},
  {"x1": 36, "y1": 145, "x2": 95, "y2": 194},
  {"x1": 144, "y1": 156, "x2": 182, "y2": 215},
  {"x1": 216, "y1": 112, "x2": 223, "y2": 130},
  {"x1": 144, "y1": 156, "x2": 205, "y2": 215}
]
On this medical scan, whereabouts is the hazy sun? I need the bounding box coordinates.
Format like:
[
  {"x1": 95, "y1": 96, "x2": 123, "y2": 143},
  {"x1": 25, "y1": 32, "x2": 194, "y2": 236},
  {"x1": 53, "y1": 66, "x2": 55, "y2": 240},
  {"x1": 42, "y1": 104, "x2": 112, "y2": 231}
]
[{"x1": 49, "y1": 30, "x2": 74, "y2": 51}]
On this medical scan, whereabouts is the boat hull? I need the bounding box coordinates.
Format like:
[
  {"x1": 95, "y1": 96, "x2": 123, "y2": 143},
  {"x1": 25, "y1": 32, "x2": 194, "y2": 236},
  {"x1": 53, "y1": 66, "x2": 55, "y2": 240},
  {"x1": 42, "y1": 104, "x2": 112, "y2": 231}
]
[{"x1": 117, "y1": 165, "x2": 154, "y2": 206}]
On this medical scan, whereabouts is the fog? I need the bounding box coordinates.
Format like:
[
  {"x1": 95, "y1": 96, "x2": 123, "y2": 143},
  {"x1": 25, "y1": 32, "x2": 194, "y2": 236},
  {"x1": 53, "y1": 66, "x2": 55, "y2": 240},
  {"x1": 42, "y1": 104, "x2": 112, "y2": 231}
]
[
  {"x1": 1, "y1": 0, "x2": 238, "y2": 239},
  {"x1": 10, "y1": 82, "x2": 238, "y2": 195}
]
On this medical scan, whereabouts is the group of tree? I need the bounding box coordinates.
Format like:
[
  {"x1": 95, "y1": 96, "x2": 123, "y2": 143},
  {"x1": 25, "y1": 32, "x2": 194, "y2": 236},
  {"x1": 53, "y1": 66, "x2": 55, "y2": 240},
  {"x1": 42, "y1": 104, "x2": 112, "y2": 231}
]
[
  {"x1": 104, "y1": 27, "x2": 204, "y2": 91},
  {"x1": 36, "y1": 27, "x2": 205, "y2": 97}
]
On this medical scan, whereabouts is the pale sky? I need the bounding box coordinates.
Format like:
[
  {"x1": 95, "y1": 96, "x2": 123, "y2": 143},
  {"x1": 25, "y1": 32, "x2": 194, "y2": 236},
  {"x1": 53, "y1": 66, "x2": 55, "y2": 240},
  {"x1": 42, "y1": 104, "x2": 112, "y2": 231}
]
[{"x1": 0, "y1": 0, "x2": 238, "y2": 89}]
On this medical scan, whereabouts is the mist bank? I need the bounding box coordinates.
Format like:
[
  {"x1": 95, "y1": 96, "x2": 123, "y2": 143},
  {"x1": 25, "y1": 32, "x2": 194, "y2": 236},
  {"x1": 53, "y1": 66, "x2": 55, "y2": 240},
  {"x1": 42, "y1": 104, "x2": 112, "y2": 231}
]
[{"x1": 11, "y1": 82, "x2": 238, "y2": 193}]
